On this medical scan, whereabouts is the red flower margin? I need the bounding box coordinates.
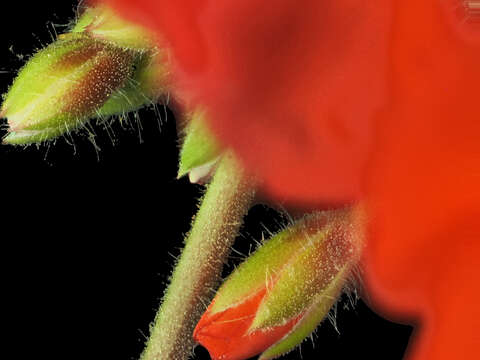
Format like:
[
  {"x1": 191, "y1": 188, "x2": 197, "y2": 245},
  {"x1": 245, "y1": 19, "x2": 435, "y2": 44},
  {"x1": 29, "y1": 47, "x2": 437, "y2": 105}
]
[{"x1": 99, "y1": 1, "x2": 480, "y2": 359}]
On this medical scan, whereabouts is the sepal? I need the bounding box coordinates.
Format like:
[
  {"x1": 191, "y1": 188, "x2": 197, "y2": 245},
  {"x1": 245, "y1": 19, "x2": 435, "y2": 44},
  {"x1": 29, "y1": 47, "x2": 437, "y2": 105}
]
[{"x1": 177, "y1": 109, "x2": 221, "y2": 183}]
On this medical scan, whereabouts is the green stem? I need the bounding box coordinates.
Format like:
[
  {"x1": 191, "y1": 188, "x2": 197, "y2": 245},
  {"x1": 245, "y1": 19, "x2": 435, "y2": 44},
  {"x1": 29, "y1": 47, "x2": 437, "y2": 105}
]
[{"x1": 141, "y1": 152, "x2": 256, "y2": 360}]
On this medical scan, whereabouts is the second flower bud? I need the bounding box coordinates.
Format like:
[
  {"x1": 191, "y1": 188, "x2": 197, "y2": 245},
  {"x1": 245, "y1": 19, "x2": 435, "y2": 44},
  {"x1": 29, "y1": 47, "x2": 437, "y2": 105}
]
[{"x1": 194, "y1": 208, "x2": 363, "y2": 360}]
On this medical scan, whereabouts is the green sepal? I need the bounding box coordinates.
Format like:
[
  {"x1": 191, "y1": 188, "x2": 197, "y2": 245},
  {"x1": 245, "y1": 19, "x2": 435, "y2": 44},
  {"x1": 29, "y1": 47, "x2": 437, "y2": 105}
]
[
  {"x1": 98, "y1": 50, "x2": 168, "y2": 116},
  {"x1": 2, "y1": 34, "x2": 93, "y2": 118},
  {"x1": 69, "y1": 5, "x2": 169, "y2": 118},
  {"x1": 249, "y1": 226, "x2": 332, "y2": 330},
  {"x1": 209, "y1": 218, "x2": 313, "y2": 315},
  {"x1": 71, "y1": 5, "x2": 158, "y2": 50},
  {"x1": 4, "y1": 128, "x2": 73, "y2": 145},
  {"x1": 70, "y1": 7, "x2": 96, "y2": 33},
  {"x1": 259, "y1": 266, "x2": 349, "y2": 360},
  {"x1": 177, "y1": 110, "x2": 222, "y2": 180}
]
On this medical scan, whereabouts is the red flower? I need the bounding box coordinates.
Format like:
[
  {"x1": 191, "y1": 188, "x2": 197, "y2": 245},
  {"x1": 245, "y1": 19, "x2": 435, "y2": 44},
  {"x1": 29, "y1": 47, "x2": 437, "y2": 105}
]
[{"x1": 100, "y1": 1, "x2": 480, "y2": 359}]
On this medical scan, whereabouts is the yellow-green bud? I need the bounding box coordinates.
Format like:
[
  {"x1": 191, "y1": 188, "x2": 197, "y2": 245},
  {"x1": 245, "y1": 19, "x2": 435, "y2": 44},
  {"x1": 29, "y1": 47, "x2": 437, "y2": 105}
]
[{"x1": 1, "y1": 34, "x2": 137, "y2": 145}]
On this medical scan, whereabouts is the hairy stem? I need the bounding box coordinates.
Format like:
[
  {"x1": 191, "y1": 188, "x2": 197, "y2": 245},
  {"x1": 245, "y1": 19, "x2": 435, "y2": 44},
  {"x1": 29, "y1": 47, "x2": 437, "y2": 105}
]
[{"x1": 141, "y1": 152, "x2": 256, "y2": 360}]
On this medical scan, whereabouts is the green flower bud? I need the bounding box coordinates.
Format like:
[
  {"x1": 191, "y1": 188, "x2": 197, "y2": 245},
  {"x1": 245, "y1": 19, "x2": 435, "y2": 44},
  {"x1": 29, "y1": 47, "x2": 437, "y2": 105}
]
[
  {"x1": 1, "y1": 34, "x2": 137, "y2": 145},
  {"x1": 177, "y1": 109, "x2": 222, "y2": 183}
]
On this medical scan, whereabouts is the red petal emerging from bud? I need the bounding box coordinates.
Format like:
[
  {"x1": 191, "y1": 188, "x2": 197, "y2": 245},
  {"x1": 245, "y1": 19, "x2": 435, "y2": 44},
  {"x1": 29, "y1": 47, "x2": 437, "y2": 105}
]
[
  {"x1": 194, "y1": 209, "x2": 361, "y2": 360},
  {"x1": 194, "y1": 289, "x2": 301, "y2": 360}
]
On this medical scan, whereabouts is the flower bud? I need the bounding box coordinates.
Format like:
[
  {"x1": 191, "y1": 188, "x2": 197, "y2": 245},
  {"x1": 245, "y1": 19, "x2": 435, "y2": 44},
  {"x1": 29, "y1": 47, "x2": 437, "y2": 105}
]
[
  {"x1": 194, "y1": 208, "x2": 363, "y2": 360},
  {"x1": 1, "y1": 34, "x2": 137, "y2": 145},
  {"x1": 177, "y1": 109, "x2": 221, "y2": 184}
]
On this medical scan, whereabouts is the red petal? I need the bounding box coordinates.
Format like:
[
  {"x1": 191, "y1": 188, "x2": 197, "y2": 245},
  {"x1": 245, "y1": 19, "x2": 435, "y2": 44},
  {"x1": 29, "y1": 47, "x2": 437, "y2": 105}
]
[
  {"x1": 194, "y1": 289, "x2": 300, "y2": 360},
  {"x1": 363, "y1": 1, "x2": 480, "y2": 358},
  {"x1": 100, "y1": 0, "x2": 393, "y2": 205}
]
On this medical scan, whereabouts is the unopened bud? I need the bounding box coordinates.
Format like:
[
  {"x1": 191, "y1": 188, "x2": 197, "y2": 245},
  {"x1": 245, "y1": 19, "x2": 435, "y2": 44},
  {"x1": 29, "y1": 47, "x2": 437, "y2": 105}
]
[
  {"x1": 1, "y1": 34, "x2": 137, "y2": 145},
  {"x1": 194, "y1": 208, "x2": 363, "y2": 360},
  {"x1": 2, "y1": 3, "x2": 172, "y2": 145}
]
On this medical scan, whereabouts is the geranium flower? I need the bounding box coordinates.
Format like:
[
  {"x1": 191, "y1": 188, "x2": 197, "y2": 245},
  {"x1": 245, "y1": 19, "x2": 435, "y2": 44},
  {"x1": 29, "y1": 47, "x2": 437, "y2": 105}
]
[{"x1": 98, "y1": 1, "x2": 480, "y2": 359}]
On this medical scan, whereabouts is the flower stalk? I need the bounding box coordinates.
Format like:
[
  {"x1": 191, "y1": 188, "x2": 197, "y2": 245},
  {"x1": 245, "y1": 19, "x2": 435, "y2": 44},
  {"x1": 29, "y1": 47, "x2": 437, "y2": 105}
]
[{"x1": 141, "y1": 152, "x2": 256, "y2": 360}]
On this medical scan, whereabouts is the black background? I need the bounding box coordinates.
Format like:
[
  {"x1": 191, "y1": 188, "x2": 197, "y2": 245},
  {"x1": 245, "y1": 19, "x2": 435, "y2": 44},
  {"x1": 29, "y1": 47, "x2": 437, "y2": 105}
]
[{"x1": 0, "y1": 2, "x2": 412, "y2": 359}]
